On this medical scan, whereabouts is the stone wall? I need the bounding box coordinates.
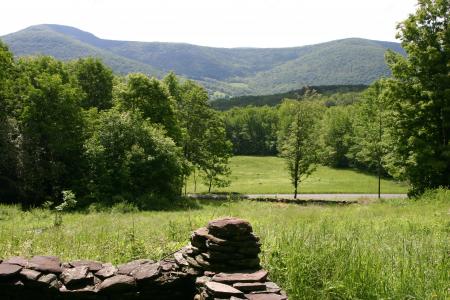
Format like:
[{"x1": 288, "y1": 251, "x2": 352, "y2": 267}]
[{"x1": 0, "y1": 218, "x2": 287, "y2": 300}]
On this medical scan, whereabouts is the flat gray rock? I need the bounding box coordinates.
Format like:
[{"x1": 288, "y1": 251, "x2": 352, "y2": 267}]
[
  {"x1": 117, "y1": 259, "x2": 152, "y2": 275},
  {"x1": 130, "y1": 262, "x2": 160, "y2": 282},
  {"x1": 69, "y1": 260, "x2": 103, "y2": 272},
  {"x1": 174, "y1": 252, "x2": 189, "y2": 266},
  {"x1": 60, "y1": 265, "x2": 92, "y2": 289},
  {"x1": 37, "y1": 273, "x2": 61, "y2": 289},
  {"x1": 159, "y1": 260, "x2": 175, "y2": 272},
  {"x1": 95, "y1": 263, "x2": 117, "y2": 279},
  {"x1": 205, "y1": 281, "x2": 244, "y2": 297},
  {"x1": 19, "y1": 268, "x2": 41, "y2": 281},
  {"x1": 0, "y1": 263, "x2": 22, "y2": 278},
  {"x1": 28, "y1": 256, "x2": 62, "y2": 273}
]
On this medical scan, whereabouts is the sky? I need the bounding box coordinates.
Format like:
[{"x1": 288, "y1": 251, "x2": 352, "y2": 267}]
[{"x1": 1, "y1": 0, "x2": 418, "y2": 48}]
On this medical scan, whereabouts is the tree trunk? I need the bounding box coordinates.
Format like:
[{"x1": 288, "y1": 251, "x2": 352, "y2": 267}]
[
  {"x1": 193, "y1": 168, "x2": 197, "y2": 193},
  {"x1": 378, "y1": 113, "x2": 382, "y2": 199},
  {"x1": 294, "y1": 178, "x2": 298, "y2": 199},
  {"x1": 378, "y1": 162, "x2": 381, "y2": 199},
  {"x1": 208, "y1": 177, "x2": 212, "y2": 193},
  {"x1": 184, "y1": 174, "x2": 187, "y2": 196}
]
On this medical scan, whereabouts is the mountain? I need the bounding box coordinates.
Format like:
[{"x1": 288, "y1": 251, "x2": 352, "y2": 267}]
[{"x1": 1, "y1": 24, "x2": 404, "y2": 97}]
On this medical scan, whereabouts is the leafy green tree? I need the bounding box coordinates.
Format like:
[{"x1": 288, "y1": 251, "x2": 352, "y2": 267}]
[
  {"x1": 163, "y1": 75, "x2": 233, "y2": 193},
  {"x1": 72, "y1": 57, "x2": 114, "y2": 110},
  {"x1": 14, "y1": 56, "x2": 85, "y2": 206},
  {"x1": 348, "y1": 81, "x2": 389, "y2": 197},
  {"x1": 118, "y1": 73, "x2": 181, "y2": 142},
  {"x1": 319, "y1": 105, "x2": 355, "y2": 168},
  {"x1": 278, "y1": 100, "x2": 324, "y2": 198},
  {"x1": 384, "y1": 0, "x2": 450, "y2": 195},
  {"x1": 224, "y1": 106, "x2": 279, "y2": 155},
  {"x1": 0, "y1": 41, "x2": 20, "y2": 202},
  {"x1": 84, "y1": 108, "x2": 186, "y2": 204},
  {"x1": 199, "y1": 113, "x2": 233, "y2": 193}
]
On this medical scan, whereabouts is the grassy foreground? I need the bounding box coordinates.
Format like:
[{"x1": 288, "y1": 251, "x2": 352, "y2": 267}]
[
  {"x1": 187, "y1": 156, "x2": 409, "y2": 194},
  {"x1": 0, "y1": 189, "x2": 448, "y2": 299}
]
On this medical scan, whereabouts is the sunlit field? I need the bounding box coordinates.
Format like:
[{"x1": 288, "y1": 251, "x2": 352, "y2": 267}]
[
  {"x1": 1, "y1": 189, "x2": 448, "y2": 299},
  {"x1": 187, "y1": 156, "x2": 409, "y2": 194}
]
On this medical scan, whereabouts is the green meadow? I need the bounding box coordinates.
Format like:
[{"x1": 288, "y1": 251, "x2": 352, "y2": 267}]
[
  {"x1": 0, "y1": 189, "x2": 448, "y2": 299},
  {"x1": 187, "y1": 156, "x2": 409, "y2": 194}
]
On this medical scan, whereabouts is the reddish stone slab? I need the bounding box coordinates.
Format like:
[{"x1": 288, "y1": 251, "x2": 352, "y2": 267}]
[
  {"x1": 207, "y1": 218, "x2": 253, "y2": 238},
  {"x1": 233, "y1": 282, "x2": 266, "y2": 292},
  {"x1": 0, "y1": 263, "x2": 22, "y2": 278},
  {"x1": 205, "y1": 281, "x2": 244, "y2": 297},
  {"x1": 245, "y1": 293, "x2": 287, "y2": 300},
  {"x1": 97, "y1": 275, "x2": 136, "y2": 293},
  {"x1": 3, "y1": 256, "x2": 28, "y2": 267},
  {"x1": 265, "y1": 281, "x2": 282, "y2": 293},
  {"x1": 212, "y1": 270, "x2": 268, "y2": 283},
  {"x1": 28, "y1": 256, "x2": 62, "y2": 273}
]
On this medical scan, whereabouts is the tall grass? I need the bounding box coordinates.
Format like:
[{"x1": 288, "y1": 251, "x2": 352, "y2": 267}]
[{"x1": 0, "y1": 189, "x2": 448, "y2": 299}]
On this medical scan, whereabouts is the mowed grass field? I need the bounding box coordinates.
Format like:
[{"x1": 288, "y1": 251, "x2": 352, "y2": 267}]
[
  {"x1": 0, "y1": 189, "x2": 448, "y2": 299},
  {"x1": 187, "y1": 156, "x2": 409, "y2": 194}
]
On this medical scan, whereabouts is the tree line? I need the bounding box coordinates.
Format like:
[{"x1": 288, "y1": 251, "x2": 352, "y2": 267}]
[
  {"x1": 0, "y1": 48, "x2": 232, "y2": 208},
  {"x1": 223, "y1": 0, "x2": 450, "y2": 197},
  {"x1": 0, "y1": 0, "x2": 448, "y2": 203},
  {"x1": 211, "y1": 85, "x2": 367, "y2": 110}
]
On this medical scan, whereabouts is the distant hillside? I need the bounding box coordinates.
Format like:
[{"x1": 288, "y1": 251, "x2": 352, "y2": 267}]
[
  {"x1": 1, "y1": 24, "x2": 404, "y2": 97},
  {"x1": 211, "y1": 85, "x2": 367, "y2": 110}
]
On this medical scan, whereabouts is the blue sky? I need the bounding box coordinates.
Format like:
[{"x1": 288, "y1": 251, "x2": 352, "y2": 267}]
[{"x1": 2, "y1": 0, "x2": 418, "y2": 48}]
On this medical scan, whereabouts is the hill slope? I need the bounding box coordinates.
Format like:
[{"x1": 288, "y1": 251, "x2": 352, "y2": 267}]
[{"x1": 1, "y1": 24, "x2": 404, "y2": 97}]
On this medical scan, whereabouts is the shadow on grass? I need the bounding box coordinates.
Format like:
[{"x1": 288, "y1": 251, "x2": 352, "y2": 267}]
[{"x1": 77, "y1": 196, "x2": 239, "y2": 214}]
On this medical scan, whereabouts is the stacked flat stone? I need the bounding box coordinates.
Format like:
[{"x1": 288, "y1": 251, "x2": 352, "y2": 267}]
[
  {"x1": 184, "y1": 218, "x2": 261, "y2": 272},
  {"x1": 187, "y1": 218, "x2": 288, "y2": 300},
  {"x1": 0, "y1": 256, "x2": 197, "y2": 299},
  {"x1": 195, "y1": 269, "x2": 287, "y2": 300},
  {"x1": 0, "y1": 218, "x2": 288, "y2": 299}
]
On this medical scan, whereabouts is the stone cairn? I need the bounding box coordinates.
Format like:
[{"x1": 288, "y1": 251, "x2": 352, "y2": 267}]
[
  {"x1": 0, "y1": 217, "x2": 287, "y2": 300},
  {"x1": 182, "y1": 217, "x2": 287, "y2": 300}
]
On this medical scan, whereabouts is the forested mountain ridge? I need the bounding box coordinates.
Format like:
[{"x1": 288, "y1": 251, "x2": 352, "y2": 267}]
[
  {"x1": 211, "y1": 85, "x2": 368, "y2": 110},
  {"x1": 2, "y1": 24, "x2": 404, "y2": 97}
]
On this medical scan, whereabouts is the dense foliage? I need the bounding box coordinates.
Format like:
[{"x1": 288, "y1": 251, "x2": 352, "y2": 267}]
[
  {"x1": 1, "y1": 0, "x2": 448, "y2": 198},
  {"x1": 0, "y1": 43, "x2": 231, "y2": 207},
  {"x1": 211, "y1": 85, "x2": 366, "y2": 110},
  {"x1": 2, "y1": 24, "x2": 404, "y2": 97},
  {"x1": 222, "y1": 90, "x2": 362, "y2": 161},
  {"x1": 221, "y1": 0, "x2": 450, "y2": 195},
  {"x1": 383, "y1": 0, "x2": 450, "y2": 195},
  {"x1": 224, "y1": 106, "x2": 278, "y2": 155}
]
